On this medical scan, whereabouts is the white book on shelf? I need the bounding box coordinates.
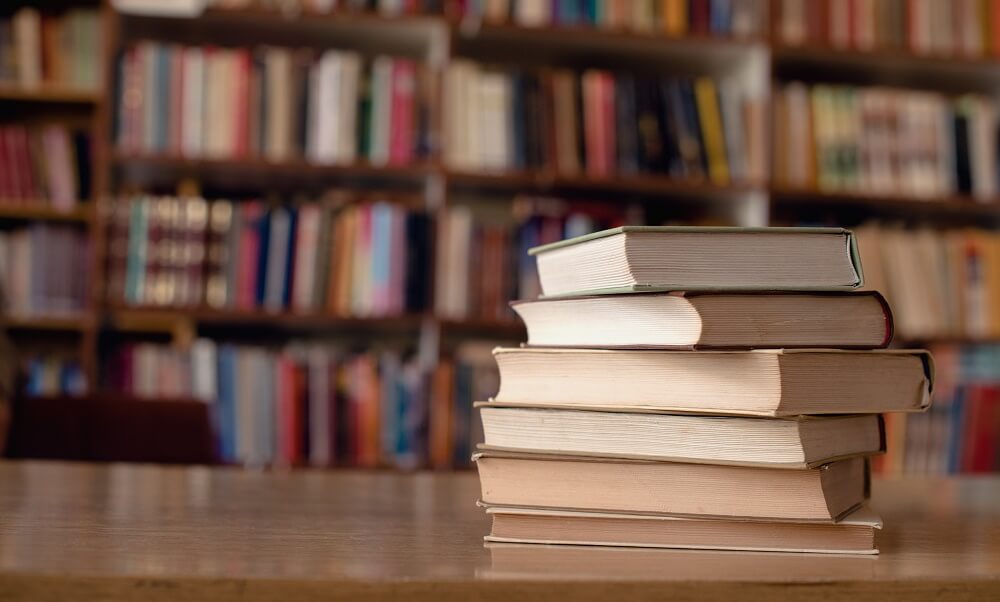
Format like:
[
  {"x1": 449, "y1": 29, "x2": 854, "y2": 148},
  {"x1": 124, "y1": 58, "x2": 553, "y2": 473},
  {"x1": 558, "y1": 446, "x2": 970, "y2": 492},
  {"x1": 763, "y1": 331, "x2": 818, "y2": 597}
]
[
  {"x1": 13, "y1": 8, "x2": 41, "y2": 87},
  {"x1": 112, "y1": 0, "x2": 208, "y2": 17},
  {"x1": 309, "y1": 51, "x2": 341, "y2": 164},
  {"x1": 203, "y1": 50, "x2": 228, "y2": 158},
  {"x1": 191, "y1": 338, "x2": 218, "y2": 403},
  {"x1": 515, "y1": 0, "x2": 550, "y2": 27},
  {"x1": 368, "y1": 56, "x2": 394, "y2": 166},
  {"x1": 970, "y1": 97, "x2": 997, "y2": 201},
  {"x1": 478, "y1": 70, "x2": 511, "y2": 170},
  {"x1": 181, "y1": 46, "x2": 205, "y2": 158}
]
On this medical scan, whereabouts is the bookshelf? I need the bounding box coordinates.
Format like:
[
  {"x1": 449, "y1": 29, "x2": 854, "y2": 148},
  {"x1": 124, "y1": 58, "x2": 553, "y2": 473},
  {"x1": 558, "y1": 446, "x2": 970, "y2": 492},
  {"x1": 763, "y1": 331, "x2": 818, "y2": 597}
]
[{"x1": 1, "y1": 0, "x2": 996, "y2": 473}]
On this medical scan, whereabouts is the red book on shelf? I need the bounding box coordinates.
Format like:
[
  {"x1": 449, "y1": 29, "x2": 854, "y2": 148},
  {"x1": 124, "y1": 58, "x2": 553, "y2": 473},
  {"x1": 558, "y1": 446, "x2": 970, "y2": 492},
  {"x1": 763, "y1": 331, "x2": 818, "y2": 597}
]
[
  {"x1": 13, "y1": 127, "x2": 37, "y2": 201},
  {"x1": 389, "y1": 59, "x2": 416, "y2": 166},
  {"x1": 0, "y1": 127, "x2": 11, "y2": 200},
  {"x1": 971, "y1": 386, "x2": 1000, "y2": 473},
  {"x1": 690, "y1": 0, "x2": 709, "y2": 34},
  {"x1": 236, "y1": 202, "x2": 265, "y2": 311},
  {"x1": 232, "y1": 50, "x2": 251, "y2": 158},
  {"x1": 600, "y1": 72, "x2": 616, "y2": 178},
  {"x1": 582, "y1": 71, "x2": 605, "y2": 176}
]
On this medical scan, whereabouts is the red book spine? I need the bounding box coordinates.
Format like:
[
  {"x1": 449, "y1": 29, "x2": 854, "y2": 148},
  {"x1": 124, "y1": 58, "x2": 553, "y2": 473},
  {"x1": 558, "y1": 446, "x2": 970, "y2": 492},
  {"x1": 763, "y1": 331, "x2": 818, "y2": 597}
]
[
  {"x1": 583, "y1": 72, "x2": 603, "y2": 175},
  {"x1": 961, "y1": 386, "x2": 983, "y2": 472},
  {"x1": 237, "y1": 203, "x2": 262, "y2": 311},
  {"x1": 601, "y1": 72, "x2": 616, "y2": 177},
  {"x1": 277, "y1": 354, "x2": 296, "y2": 465},
  {"x1": 291, "y1": 361, "x2": 307, "y2": 465},
  {"x1": 15, "y1": 128, "x2": 36, "y2": 200},
  {"x1": 973, "y1": 387, "x2": 999, "y2": 472},
  {"x1": 690, "y1": 0, "x2": 709, "y2": 34},
  {"x1": 389, "y1": 59, "x2": 416, "y2": 166},
  {"x1": 0, "y1": 126, "x2": 10, "y2": 201},
  {"x1": 233, "y1": 50, "x2": 251, "y2": 158}
]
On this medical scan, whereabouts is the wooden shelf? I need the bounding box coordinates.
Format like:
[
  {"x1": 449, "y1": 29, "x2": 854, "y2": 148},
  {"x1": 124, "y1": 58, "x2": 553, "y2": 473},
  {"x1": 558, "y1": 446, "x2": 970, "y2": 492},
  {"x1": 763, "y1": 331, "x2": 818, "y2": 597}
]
[
  {"x1": 112, "y1": 152, "x2": 435, "y2": 187},
  {"x1": 0, "y1": 86, "x2": 100, "y2": 104},
  {"x1": 3, "y1": 314, "x2": 94, "y2": 332},
  {"x1": 439, "y1": 317, "x2": 524, "y2": 337},
  {"x1": 771, "y1": 44, "x2": 1000, "y2": 91},
  {"x1": 446, "y1": 168, "x2": 763, "y2": 199},
  {"x1": 0, "y1": 204, "x2": 94, "y2": 223},
  {"x1": 770, "y1": 187, "x2": 1000, "y2": 219},
  {"x1": 108, "y1": 306, "x2": 432, "y2": 333}
]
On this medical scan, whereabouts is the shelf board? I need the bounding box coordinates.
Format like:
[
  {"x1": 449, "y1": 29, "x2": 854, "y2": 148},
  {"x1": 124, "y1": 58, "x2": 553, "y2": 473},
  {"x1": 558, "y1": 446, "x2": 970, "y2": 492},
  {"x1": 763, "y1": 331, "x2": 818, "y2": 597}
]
[
  {"x1": 0, "y1": 86, "x2": 101, "y2": 104},
  {"x1": 108, "y1": 306, "x2": 432, "y2": 333},
  {"x1": 770, "y1": 187, "x2": 1000, "y2": 219},
  {"x1": 3, "y1": 314, "x2": 94, "y2": 332},
  {"x1": 112, "y1": 152, "x2": 436, "y2": 188},
  {"x1": 0, "y1": 204, "x2": 94, "y2": 223},
  {"x1": 771, "y1": 44, "x2": 1000, "y2": 90},
  {"x1": 453, "y1": 21, "x2": 765, "y2": 64},
  {"x1": 446, "y1": 169, "x2": 763, "y2": 199},
  {"x1": 439, "y1": 317, "x2": 524, "y2": 337}
]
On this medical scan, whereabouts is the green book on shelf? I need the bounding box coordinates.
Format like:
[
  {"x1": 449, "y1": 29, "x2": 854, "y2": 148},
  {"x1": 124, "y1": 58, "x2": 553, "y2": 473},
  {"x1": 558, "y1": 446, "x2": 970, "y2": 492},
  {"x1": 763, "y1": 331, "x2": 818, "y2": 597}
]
[{"x1": 528, "y1": 226, "x2": 863, "y2": 297}]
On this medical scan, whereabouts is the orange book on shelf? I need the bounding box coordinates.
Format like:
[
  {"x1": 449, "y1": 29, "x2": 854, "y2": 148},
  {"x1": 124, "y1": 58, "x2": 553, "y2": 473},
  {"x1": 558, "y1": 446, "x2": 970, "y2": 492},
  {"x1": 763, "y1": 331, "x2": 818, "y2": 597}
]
[
  {"x1": 993, "y1": 0, "x2": 1000, "y2": 56},
  {"x1": 40, "y1": 17, "x2": 64, "y2": 85},
  {"x1": 429, "y1": 359, "x2": 455, "y2": 469},
  {"x1": 662, "y1": 0, "x2": 687, "y2": 35}
]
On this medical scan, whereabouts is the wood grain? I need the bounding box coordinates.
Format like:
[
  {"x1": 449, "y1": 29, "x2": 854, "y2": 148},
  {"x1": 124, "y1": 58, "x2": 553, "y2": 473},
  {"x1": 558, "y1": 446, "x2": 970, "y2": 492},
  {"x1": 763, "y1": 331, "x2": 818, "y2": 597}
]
[{"x1": 0, "y1": 461, "x2": 997, "y2": 601}]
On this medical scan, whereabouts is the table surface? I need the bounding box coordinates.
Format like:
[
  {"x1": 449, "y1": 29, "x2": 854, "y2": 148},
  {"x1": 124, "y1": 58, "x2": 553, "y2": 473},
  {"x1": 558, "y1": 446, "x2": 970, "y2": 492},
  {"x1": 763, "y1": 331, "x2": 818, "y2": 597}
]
[{"x1": 0, "y1": 461, "x2": 998, "y2": 601}]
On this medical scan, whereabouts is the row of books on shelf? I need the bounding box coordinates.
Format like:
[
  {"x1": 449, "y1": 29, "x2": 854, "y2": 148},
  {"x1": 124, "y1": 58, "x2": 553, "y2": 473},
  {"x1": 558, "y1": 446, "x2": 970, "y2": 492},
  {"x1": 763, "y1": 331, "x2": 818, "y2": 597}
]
[
  {"x1": 0, "y1": 8, "x2": 100, "y2": 91},
  {"x1": 108, "y1": 195, "x2": 434, "y2": 316},
  {"x1": 774, "y1": 83, "x2": 1000, "y2": 201},
  {"x1": 779, "y1": 0, "x2": 1000, "y2": 57},
  {"x1": 104, "y1": 340, "x2": 494, "y2": 469},
  {"x1": 435, "y1": 197, "x2": 631, "y2": 320},
  {"x1": 457, "y1": 0, "x2": 765, "y2": 36},
  {"x1": 0, "y1": 224, "x2": 89, "y2": 317},
  {"x1": 20, "y1": 353, "x2": 86, "y2": 397},
  {"x1": 115, "y1": 43, "x2": 434, "y2": 166},
  {"x1": 444, "y1": 61, "x2": 765, "y2": 183},
  {"x1": 876, "y1": 343, "x2": 1000, "y2": 475},
  {"x1": 0, "y1": 124, "x2": 91, "y2": 208},
  {"x1": 856, "y1": 224, "x2": 1000, "y2": 341}
]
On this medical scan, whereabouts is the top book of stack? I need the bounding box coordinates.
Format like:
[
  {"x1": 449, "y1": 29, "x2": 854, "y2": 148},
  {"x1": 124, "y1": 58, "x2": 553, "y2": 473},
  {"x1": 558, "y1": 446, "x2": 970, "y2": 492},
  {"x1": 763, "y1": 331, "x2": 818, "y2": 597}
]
[{"x1": 530, "y1": 227, "x2": 862, "y2": 297}]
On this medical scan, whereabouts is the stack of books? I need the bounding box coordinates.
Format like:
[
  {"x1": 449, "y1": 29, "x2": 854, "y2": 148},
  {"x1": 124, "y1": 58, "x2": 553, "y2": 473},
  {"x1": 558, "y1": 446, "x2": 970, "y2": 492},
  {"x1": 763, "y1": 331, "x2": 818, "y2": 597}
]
[{"x1": 474, "y1": 226, "x2": 934, "y2": 554}]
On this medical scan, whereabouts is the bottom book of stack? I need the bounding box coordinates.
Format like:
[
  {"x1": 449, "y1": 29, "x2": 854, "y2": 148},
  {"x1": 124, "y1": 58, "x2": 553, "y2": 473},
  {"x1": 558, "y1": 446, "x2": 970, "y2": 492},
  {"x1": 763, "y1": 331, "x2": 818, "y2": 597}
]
[
  {"x1": 482, "y1": 505, "x2": 881, "y2": 555},
  {"x1": 475, "y1": 450, "x2": 881, "y2": 555}
]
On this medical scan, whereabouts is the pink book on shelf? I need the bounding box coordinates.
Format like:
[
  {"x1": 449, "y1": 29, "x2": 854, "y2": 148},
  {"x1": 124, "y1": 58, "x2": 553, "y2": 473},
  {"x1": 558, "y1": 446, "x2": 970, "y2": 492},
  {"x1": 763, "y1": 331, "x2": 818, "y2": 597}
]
[
  {"x1": 275, "y1": 353, "x2": 295, "y2": 466},
  {"x1": 13, "y1": 127, "x2": 37, "y2": 201},
  {"x1": 236, "y1": 201, "x2": 264, "y2": 311},
  {"x1": 389, "y1": 59, "x2": 416, "y2": 166},
  {"x1": 43, "y1": 126, "x2": 77, "y2": 211}
]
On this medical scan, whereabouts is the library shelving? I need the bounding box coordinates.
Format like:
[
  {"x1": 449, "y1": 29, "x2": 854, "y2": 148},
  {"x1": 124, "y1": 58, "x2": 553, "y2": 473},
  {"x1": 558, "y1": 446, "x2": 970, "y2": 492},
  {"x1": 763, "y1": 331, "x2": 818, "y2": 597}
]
[{"x1": 2, "y1": 0, "x2": 998, "y2": 473}]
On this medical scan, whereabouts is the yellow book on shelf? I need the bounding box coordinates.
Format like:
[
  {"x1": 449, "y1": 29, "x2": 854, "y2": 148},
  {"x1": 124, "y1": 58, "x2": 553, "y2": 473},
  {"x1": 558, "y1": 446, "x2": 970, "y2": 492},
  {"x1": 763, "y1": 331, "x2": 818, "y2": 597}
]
[
  {"x1": 694, "y1": 77, "x2": 729, "y2": 185},
  {"x1": 663, "y1": 0, "x2": 687, "y2": 35}
]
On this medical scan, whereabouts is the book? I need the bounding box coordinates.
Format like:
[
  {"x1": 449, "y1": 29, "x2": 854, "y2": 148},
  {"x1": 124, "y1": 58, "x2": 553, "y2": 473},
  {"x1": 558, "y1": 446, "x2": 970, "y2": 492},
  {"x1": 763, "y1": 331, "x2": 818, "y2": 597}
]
[
  {"x1": 479, "y1": 405, "x2": 884, "y2": 468},
  {"x1": 484, "y1": 504, "x2": 881, "y2": 554},
  {"x1": 491, "y1": 347, "x2": 933, "y2": 416},
  {"x1": 475, "y1": 451, "x2": 869, "y2": 521},
  {"x1": 511, "y1": 291, "x2": 892, "y2": 349},
  {"x1": 530, "y1": 226, "x2": 862, "y2": 297}
]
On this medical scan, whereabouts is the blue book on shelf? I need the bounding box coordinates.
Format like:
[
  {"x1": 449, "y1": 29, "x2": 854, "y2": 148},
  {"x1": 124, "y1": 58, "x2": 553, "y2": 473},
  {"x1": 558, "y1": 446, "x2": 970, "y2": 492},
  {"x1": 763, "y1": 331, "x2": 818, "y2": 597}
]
[
  {"x1": 25, "y1": 359, "x2": 43, "y2": 397},
  {"x1": 125, "y1": 198, "x2": 149, "y2": 304},
  {"x1": 281, "y1": 206, "x2": 297, "y2": 309},
  {"x1": 255, "y1": 208, "x2": 272, "y2": 308},
  {"x1": 710, "y1": 0, "x2": 733, "y2": 34},
  {"x1": 947, "y1": 387, "x2": 967, "y2": 474},
  {"x1": 371, "y1": 203, "x2": 392, "y2": 311},
  {"x1": 557, "y1": 0, "x2": 580, "y2": 25},
  {"x1": 216, "y1": 345, "x2": 237, "y2": 462}
]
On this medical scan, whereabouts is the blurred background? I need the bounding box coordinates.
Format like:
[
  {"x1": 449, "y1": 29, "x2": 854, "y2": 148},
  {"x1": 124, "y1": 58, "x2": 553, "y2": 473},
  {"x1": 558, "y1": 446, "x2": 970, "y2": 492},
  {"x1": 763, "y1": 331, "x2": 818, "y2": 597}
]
[{"x1": 0, "y1": 0, "x2": 995, "y2": 475}]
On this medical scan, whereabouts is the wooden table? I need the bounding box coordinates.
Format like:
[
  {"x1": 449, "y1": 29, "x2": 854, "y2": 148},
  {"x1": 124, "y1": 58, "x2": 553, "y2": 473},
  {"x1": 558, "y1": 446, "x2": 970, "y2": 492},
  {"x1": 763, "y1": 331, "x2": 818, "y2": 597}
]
[{"x1": 0, "y1": 461, "x2": 997, "y2": 601}]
